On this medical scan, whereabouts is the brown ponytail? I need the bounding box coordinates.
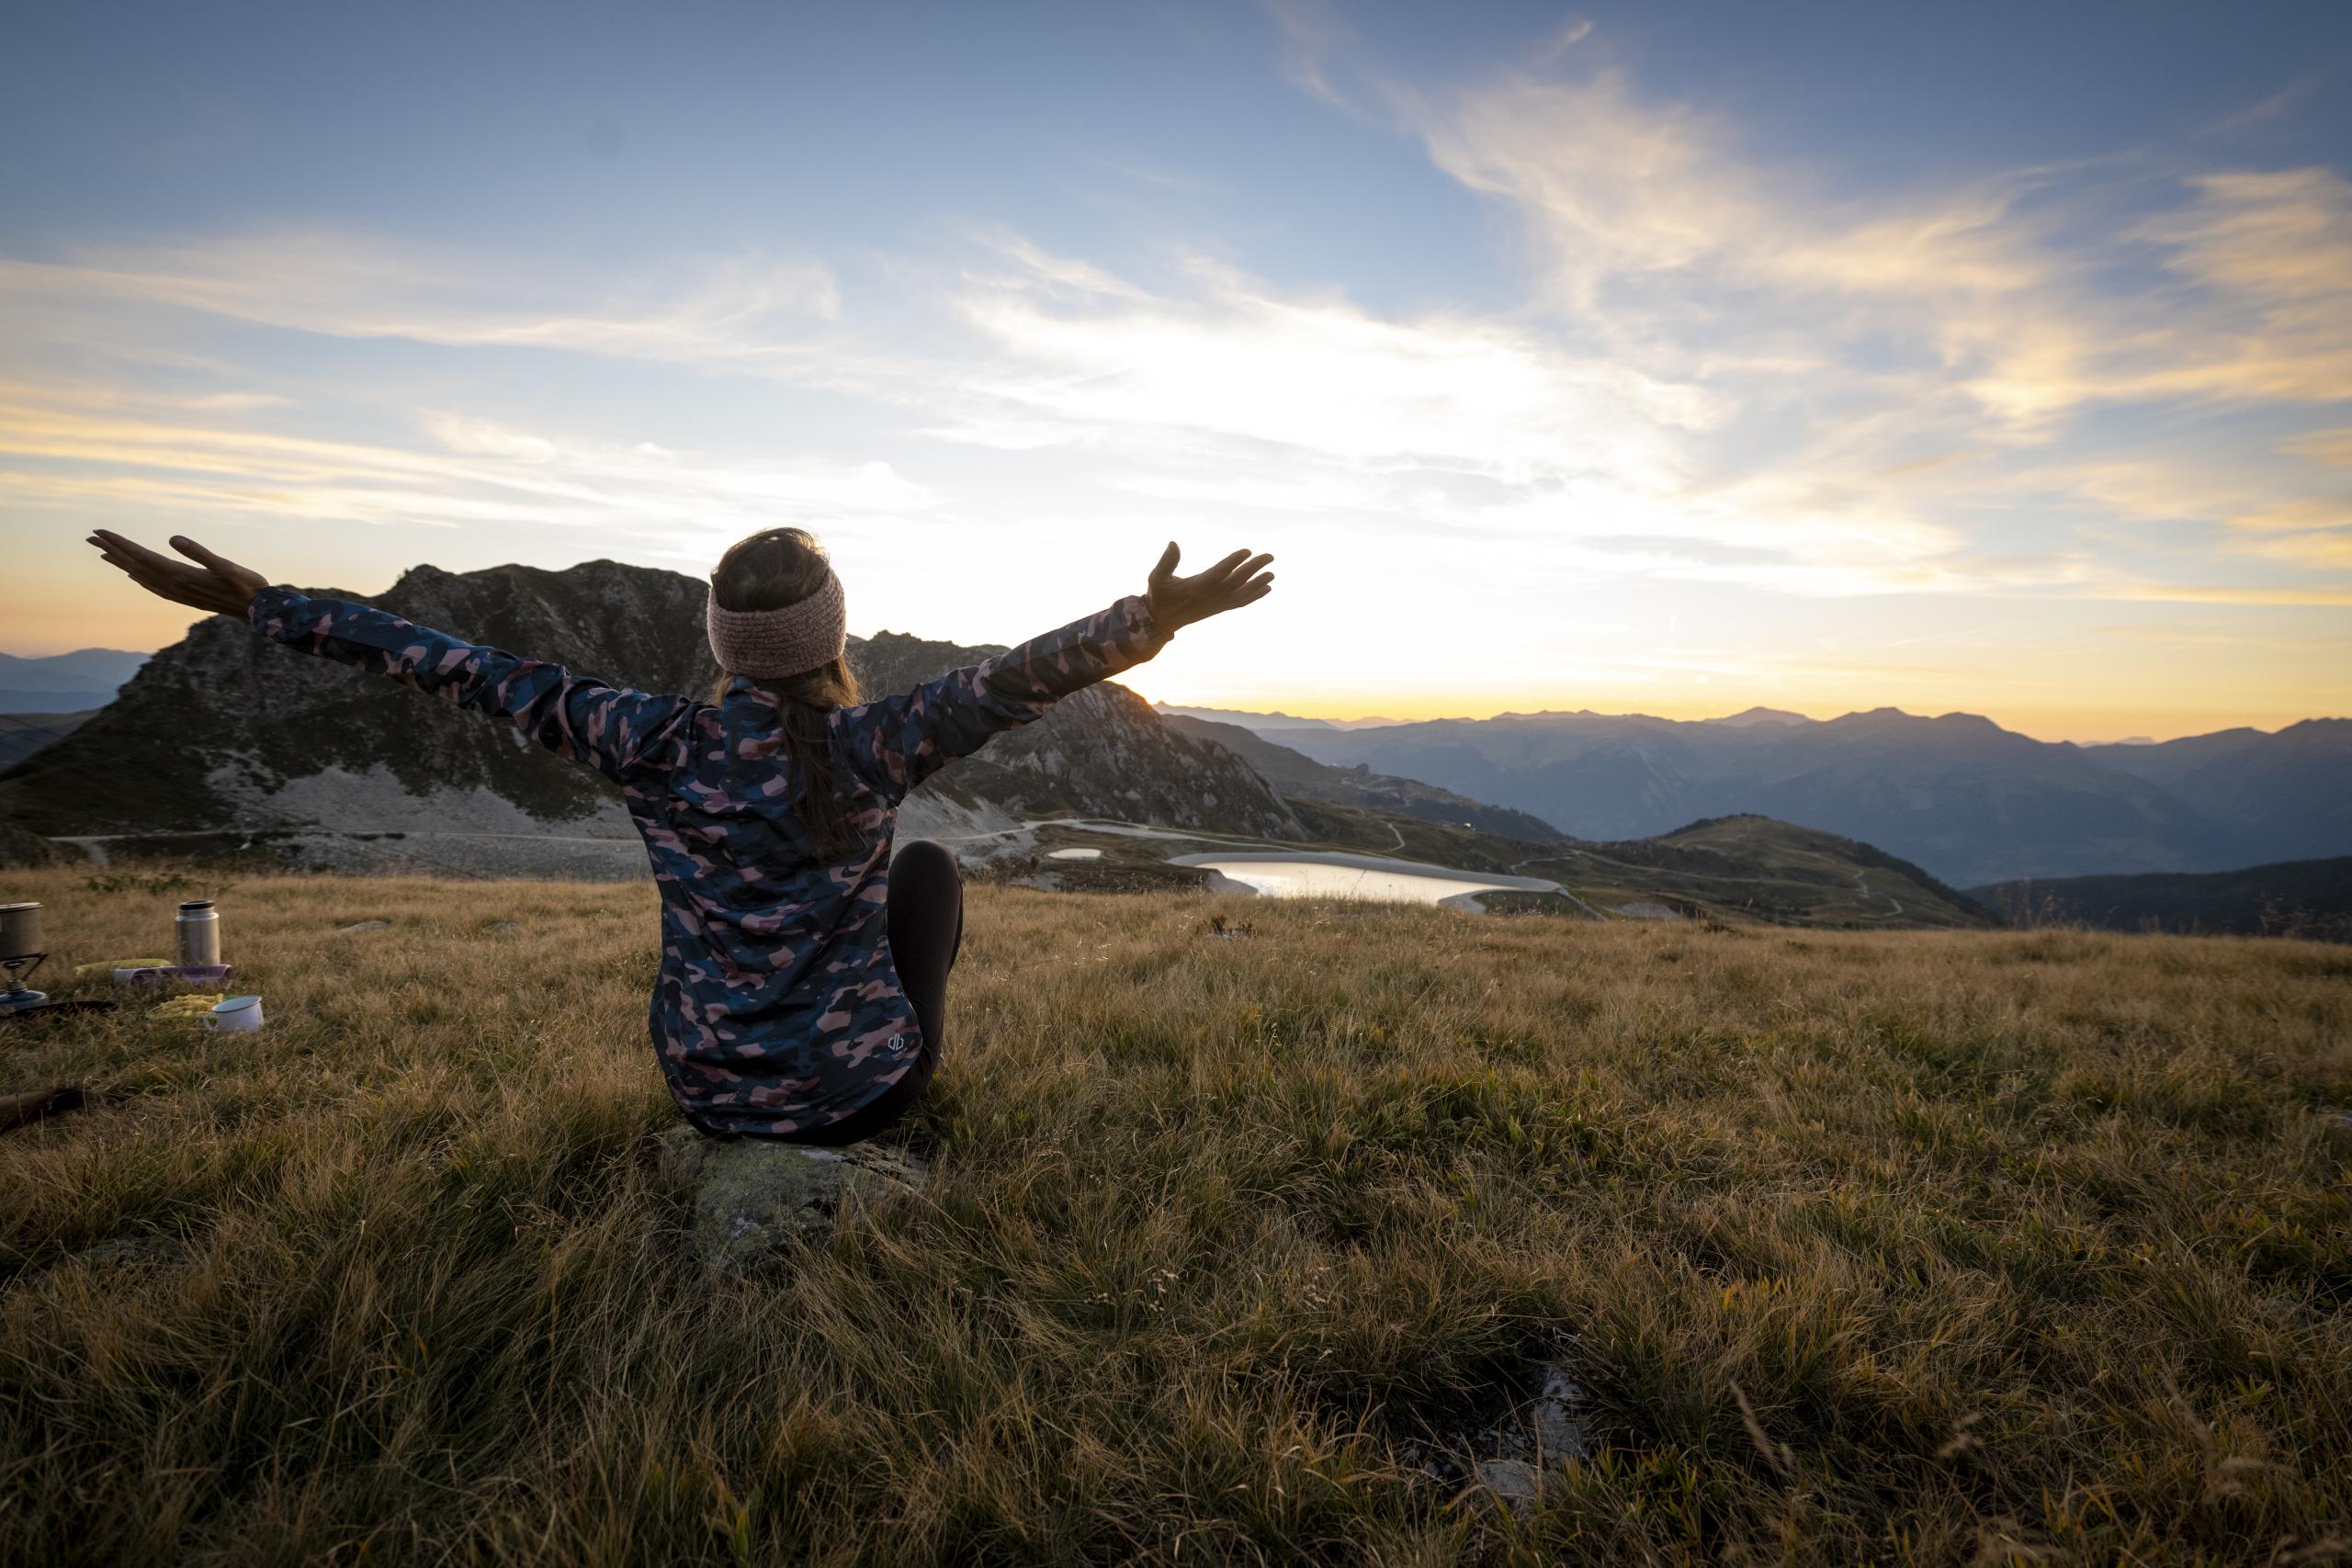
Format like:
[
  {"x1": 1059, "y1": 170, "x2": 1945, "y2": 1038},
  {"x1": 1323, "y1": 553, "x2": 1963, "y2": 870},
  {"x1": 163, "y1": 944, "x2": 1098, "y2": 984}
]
[{"x1": 707, "y1": 528, "x2": 866, "y2": 858}]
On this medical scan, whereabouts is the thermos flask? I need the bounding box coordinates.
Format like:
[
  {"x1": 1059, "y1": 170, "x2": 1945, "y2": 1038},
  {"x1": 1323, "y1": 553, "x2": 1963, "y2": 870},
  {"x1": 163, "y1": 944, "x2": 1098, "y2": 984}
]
[{"x1": 175, "y1": 900, "x2": 220, "y2": 967}]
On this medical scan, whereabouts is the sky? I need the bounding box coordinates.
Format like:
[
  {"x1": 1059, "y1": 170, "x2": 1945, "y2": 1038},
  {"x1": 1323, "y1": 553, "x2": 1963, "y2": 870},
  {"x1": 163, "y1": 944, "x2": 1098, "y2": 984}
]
[{"x1": 4, "y1": 1, "x2": 2349, "y2": 742}]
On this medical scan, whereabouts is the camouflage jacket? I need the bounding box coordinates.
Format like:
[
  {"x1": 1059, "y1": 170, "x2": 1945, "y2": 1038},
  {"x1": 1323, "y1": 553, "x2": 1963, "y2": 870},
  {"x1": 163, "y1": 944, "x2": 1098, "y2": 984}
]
[{"x1": 249, "y1": 585, "x2": 1171, "y2": 1135}]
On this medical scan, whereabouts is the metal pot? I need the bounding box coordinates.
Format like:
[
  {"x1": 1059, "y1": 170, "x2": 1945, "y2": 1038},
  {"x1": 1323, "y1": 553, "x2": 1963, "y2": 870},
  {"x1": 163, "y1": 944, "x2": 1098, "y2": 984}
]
[{"x1": 0, "y1": 901, "x2": 41, "y2": 961}]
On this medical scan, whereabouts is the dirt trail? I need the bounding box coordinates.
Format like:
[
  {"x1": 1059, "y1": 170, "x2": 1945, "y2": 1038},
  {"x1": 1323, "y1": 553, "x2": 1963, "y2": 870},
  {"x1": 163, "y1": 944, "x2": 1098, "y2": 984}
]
[{"x1": 1852, "y1": 868, "x2": 1903, "y2": 918}]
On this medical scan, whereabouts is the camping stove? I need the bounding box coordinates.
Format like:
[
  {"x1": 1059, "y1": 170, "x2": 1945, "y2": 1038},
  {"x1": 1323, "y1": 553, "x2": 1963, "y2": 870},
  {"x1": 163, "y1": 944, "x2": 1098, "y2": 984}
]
[{"x1": 0, "y1": 902, "x2": 48, "y2": 1014}]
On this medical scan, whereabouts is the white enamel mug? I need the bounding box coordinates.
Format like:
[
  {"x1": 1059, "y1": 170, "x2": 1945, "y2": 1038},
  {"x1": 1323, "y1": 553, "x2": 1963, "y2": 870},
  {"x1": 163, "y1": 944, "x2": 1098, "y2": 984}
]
[{"x1": 205, "y1": 996, "x2": 265, "y2": 1033}]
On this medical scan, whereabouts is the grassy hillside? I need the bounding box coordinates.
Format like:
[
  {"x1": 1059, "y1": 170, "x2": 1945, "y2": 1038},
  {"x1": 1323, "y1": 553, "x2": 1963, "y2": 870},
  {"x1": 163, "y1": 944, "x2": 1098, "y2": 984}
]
[
  {"x1": 1973, "y1": 856, "x2": 2352, "y2": 942},
  {"x1": 966, "y1": 808, "x2": 1993, "y2": 929},
  {"x1": 1506, "y1": 814, "x2": 1996, "y2": 930},
  {"x1": 2, "y1": 870, "x2": 2347, "y2": 1563}
]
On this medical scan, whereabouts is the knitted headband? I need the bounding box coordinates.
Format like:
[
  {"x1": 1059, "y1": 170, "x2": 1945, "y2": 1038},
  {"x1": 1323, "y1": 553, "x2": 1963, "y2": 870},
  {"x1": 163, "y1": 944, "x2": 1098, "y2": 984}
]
[{"x1": 706, "y1": 567, "x2": 847, "y2": 679}]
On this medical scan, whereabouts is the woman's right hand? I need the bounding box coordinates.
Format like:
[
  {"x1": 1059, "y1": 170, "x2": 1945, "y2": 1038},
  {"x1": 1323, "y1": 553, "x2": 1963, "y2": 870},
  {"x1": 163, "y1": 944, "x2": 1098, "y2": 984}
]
[
  {"x1": 1144, "y1": 543, "x2": 1275, "y2": 632},
  {"x1": 88, "y1": 531, "x2": 272, "y2": 618}
]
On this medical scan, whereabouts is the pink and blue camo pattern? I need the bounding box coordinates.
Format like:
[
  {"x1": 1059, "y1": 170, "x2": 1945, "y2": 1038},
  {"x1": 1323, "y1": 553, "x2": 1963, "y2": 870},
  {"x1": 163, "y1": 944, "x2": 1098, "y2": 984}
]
[{"x1": 248, "y1": 583, "x2": 1170, "y2": 1136}]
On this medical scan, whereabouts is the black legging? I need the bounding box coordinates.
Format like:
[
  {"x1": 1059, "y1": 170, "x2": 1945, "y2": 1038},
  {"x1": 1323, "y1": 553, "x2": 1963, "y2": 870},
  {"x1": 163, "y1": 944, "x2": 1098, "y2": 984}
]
[{"x1": 783, "y1": 838, "x2": 963, "y2": 1145}]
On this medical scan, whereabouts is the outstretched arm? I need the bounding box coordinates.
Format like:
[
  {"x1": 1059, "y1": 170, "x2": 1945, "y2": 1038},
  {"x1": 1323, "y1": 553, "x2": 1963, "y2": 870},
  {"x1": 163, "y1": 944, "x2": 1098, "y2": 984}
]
[
  {"x1": 834, "y1": 541, "x2": 1274, "y2": 800},
  {"x1": 88, "y1": 531, "x2": 696, "y2": 784}
]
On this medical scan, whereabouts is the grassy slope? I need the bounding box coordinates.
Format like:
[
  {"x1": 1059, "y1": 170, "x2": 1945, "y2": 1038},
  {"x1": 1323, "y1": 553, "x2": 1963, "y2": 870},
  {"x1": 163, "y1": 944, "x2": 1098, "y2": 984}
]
[
  {"x1": 3, "y1": 870, "x2": 2348, "y2": 1564},
  {"x1": 986, "y1": 806, "x2": 1993, "y2": 931},
  {"x1": 1265, "y1": 807, "x2": 1991, "y2": 930},
  {"x1": 1509, "y1": 816, "x2": 1994, "y2": 931}
]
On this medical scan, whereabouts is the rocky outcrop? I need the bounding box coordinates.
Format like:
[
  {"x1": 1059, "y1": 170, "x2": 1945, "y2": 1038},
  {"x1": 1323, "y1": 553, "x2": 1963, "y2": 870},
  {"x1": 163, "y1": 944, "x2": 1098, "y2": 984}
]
[
  {"x1": 0, "y1": 561, "x2": 1302, "y2": 868},
  {"x1": 0, "y1": 560, "x2": 708, "y2": 840},
  {"x1": 658, "y1": 1126, "x2": 929, "y2": 1272}
]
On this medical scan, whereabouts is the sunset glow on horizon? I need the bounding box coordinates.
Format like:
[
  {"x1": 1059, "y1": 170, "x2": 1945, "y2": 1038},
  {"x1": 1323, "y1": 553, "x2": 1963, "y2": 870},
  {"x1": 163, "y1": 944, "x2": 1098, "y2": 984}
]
[{"x1": 6, "y1": 2, "x2": 2349, "y2": 745}]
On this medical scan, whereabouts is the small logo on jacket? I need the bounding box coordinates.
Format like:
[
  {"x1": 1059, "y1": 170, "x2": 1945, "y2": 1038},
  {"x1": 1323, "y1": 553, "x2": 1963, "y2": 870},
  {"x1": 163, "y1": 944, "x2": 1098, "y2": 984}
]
[{"x1": 886, "y1": 1034, "x2": 908, "y2": 1055}]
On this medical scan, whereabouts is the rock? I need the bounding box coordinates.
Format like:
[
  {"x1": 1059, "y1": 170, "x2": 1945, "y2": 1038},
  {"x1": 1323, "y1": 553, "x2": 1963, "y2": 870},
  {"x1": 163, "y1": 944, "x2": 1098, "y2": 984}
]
[
  {"x1": 1525, "y1": 1364, "x2": 1596, "y2": 1461},
  {"x1": 335, "y1": 919, "x2": 390, "y2": 935},
  {"x1": 1472, "y1": 1459, "x2": 1546, "y2": 1509},
  {"x1": 1402, "y1": 1359, "x2": 1598, "y2": 1510},
  {"x1": 660, "y1": 1125, "x2": 929, "y2": 1273}
]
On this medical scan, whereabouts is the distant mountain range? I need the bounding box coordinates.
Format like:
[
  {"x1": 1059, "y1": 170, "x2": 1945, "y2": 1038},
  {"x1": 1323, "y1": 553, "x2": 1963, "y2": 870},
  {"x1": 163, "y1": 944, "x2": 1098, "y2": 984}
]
[
  {"x1": 1159, "y1": 712, "x2": 1561, "y2": 840},
  {"x1": 0, "y1": 648, "x2": 149, "y2": 713},
  {"x1": 1193, "y1": 705, "x2": 2352, "y2": 886},
  {"x1": 1155, "y1": 705, "x2": 1400, "y2": 731}
]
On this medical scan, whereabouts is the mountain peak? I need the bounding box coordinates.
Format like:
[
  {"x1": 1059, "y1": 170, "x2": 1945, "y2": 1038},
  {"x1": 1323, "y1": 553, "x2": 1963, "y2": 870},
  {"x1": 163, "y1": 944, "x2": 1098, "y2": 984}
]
[{"x1": 1704, "y1": 706, "x2": 1815, "y2": 728}]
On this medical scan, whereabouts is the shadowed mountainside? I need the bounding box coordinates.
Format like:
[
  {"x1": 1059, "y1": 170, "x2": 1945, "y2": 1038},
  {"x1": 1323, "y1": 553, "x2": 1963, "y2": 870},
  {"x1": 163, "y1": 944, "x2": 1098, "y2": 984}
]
[
  {"x1": 1971, "y1": 854, "x2": 2352, "y2": 941},
  {"x1": 2086, "y1": 722, "x2": 2352, "y2": 863},
  {"x1": 0, "y1": 711, "x2": 98, "y2": 772}
]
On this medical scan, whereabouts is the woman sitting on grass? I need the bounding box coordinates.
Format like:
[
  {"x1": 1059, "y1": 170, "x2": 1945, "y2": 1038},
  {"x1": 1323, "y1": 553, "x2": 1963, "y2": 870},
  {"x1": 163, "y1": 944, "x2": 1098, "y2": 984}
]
[{"x1": 87, "y1": 527, "x2": 1273, "y2": 1145}]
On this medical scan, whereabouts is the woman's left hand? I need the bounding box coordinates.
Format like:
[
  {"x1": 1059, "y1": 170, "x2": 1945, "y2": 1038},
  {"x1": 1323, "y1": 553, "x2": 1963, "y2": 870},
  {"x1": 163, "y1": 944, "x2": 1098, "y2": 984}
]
[
  {"x1": 88, "y1": 531, "x2": 271, "y2": 617},
  {"x1": 1144, "y1": 542, "x2": 1275, "y2": 632}
]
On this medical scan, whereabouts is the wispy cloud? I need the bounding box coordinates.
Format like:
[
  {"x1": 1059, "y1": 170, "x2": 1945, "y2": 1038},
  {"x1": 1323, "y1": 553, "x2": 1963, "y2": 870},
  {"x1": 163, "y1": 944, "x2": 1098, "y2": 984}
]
[
  {"x1": 0, "y1": 381, "x2": 933, "y2": 558},
  {"x1": 913, "y1": 238, "x2": 2057, "y2": 597},
  {"x1": 1261, "y1": 0, "x2": 1354, "y2": 110},
  {"x1": 1408, "y1": 69, "x2": 2352, "y2": 422},
  {"x1": 2284, "y1": 425, "x2": 2352, "y2": 467},
  {"x1": 1537, "y1": 17, "x2": 1594, "y2": 63},
  {"x1": 1358, "y1": 58, "x2": 2352, "y2": 608},
  {"x1": 944, "y1": 243, "x2": 1710, "y2": 479},
  {"x1": 0, "y1": 231, "x2": 842, "y2": 375},
  {"x1": 2202, "y1": 76, "x2": 2323, "y2": 139}
]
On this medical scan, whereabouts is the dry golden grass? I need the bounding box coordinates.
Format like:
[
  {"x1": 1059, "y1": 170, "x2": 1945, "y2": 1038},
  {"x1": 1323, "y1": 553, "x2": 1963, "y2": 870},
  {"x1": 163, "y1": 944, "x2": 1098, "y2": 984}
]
[{"x1": 2, "y1": 867, "x2": 2348, "y2": 1565}]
